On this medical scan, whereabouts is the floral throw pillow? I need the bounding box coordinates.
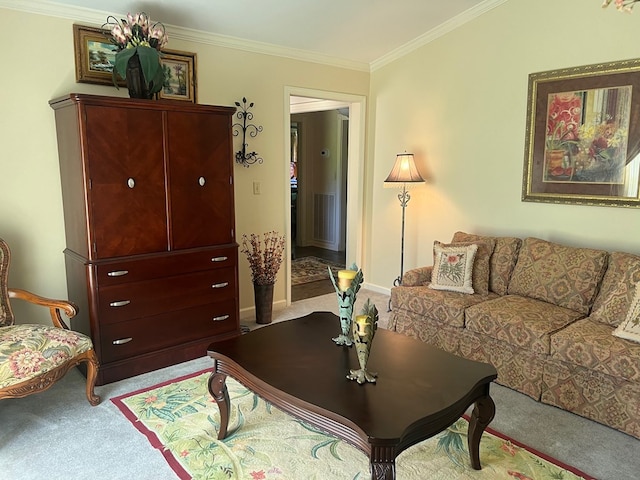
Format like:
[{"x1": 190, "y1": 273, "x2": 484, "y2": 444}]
[
  {"x1": 613, "y1": 283, "x2": 640, "y2": 344},
  {"x1": 429, "y1": 242, "x2": 478, "y2": 294}
]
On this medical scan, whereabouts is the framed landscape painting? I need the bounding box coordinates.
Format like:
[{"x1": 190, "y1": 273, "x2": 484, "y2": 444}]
[
  {"x1": 159, "y1": 50, "x2": 197, "y2": 103},
  {"x1": 522, "y1": 58, "x2": 640, "y2": 208},
  {"x1": 73, "y1": 24, "x2": 125, "y2": 87}
]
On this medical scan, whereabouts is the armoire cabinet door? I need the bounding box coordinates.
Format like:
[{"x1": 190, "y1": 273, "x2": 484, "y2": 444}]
[
  {"x1": 84, "y1": 105, "x2": 168, "y2": 258},
  {"x1": 167, "y1": 111, "x2": 234, "y2": 249}
]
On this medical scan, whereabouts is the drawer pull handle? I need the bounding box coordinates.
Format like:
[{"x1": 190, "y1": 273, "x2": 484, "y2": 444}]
[
  {"x1": 213, "y1": 315, "x2": 230, "y2": 322},
  {"x1": 107, "y1": 270, "x2": 129, "y2": 277},
  {"x1": 113, "y1": 337, "x2": 132, "y2": 345},
  {"x1": 127, "y1": 178, "x2": 135, "y2": 188},
  {"x1": 211, "y1": 282, "x2": 229, "y2": 289},
  {"x1": 109, "y1": 300, "x2": 131, "y2": 307},
  {"x1": 199, "y1": 176, "x2": 206, "y2": 186},
  {"x1": 211, "y1": 256, "x2": 228, "y2": 262}
]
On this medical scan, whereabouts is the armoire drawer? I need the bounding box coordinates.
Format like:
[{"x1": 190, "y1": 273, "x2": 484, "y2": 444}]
[
  {"x1": 94, "y1": 245, "x2": 237, "y2": 286},
  {"x1": 97, "y1": 267, "x2": 236, "y2": 324},
  {"x1": 99, "y1": 298, "x2": 237, "y2": 363}
]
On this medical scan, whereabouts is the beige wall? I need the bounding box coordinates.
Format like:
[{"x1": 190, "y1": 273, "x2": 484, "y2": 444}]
[
  {"x1": 0, "y1": 8, "x2": 369, "y2": 323},
  {"x1": 367, "y1": 0, "x2": 640, "y2": 290},
  {"x1": 4, "y1": 1, "x2": 640, "y2": 324}
]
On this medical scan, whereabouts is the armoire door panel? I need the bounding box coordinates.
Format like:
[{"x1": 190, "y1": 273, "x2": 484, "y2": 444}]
[
  {"x1": 166, "y1": 111, "x2": 234, "y2": 249},
  {"x1": 83, "y1": 105, "x2": 168, "y2": 258}
]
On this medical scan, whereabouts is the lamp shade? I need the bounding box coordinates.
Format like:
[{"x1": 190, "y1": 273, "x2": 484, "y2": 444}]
[{"x1": 384, "y1": 153, "x2": 424, "y2": 184}]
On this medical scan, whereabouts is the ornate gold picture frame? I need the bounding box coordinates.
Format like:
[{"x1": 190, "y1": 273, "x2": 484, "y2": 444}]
[
  {"x1": 522, "y1": 58, "x2": 640, "y2": 208},
  {"x1": 73, "y1": 24, "x2": 125, "y2": 87},
  {"x1": 159, "y1": 50, "x2": 197, "y2": 103}
]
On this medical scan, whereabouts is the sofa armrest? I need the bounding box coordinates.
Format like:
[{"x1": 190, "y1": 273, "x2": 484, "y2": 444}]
[{"x1": 402, "y1": 266, "x2": 433, "y2": 286}]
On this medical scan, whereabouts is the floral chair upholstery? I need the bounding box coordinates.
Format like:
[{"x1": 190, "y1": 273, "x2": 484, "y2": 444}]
[{"x1": 0, "y1": 238, "x2": 99, "y2": 405}]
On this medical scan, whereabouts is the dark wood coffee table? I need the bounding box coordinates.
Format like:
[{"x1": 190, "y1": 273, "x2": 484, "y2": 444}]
[{"x1": 207, "y1": 311, "x2": 497, "y2": 480}]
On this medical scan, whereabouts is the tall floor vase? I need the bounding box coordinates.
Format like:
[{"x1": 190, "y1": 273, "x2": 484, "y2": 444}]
[{"x1": 254, "y1": 283, "x2": 274, "y2": 324}]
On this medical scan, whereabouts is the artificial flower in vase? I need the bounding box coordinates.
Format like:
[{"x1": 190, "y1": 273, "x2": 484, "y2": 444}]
[
  {"x1": 240, "y1": 231, "x2": 285, "y2": 324},
  {"x1": 602, "y1": 0, "x2": 640, "y2": 12},
  {"x1": 104, "y1": 12, "x2": 168, "y2": 99}
]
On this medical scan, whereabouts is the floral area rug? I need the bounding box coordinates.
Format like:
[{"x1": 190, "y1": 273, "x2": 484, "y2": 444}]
[
  {"x1": 112, "y1": 370, "x2": 595, "y2": 480},
  {"x1": 291, "y1": 256, "x2": 343, "y2": 286}
]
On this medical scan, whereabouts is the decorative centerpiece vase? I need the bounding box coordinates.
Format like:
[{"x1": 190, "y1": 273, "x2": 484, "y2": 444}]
[
  {"x1": 328, "y1": 263, "x2": 363, "y2": 346},
  {"x1": 347, "y1": 299, "x2": 378, "y2": 384}
]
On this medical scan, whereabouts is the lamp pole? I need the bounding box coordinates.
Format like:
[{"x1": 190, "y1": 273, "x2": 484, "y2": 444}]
[{"x1": 394, "y1": 183, "x2": 410, "y2": 287}]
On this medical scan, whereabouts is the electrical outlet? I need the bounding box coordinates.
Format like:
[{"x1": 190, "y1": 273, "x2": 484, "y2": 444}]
[{"x1": 253, "y1": 181, "x2": 261, "y2": 195}]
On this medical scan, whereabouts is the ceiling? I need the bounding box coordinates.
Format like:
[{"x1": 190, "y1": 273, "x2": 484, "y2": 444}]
[{"x1": 38, "y1": 0, "x2": 495, "y2": 68}]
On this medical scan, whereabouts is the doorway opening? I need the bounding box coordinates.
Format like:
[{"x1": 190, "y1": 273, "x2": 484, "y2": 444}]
[{"x1": 284, "y1": 88, "x2": 366, "y2": 305}]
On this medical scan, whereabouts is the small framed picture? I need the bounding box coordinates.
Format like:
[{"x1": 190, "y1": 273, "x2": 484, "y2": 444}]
[
  {"x1": 159, "y1": 50, "x2": 198, "y2": 103},
  {"x1": 73, "y1": 24, "x2": 124, "y2": 87}
]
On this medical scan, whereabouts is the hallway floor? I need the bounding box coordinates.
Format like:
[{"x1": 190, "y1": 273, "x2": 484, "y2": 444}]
[{"x1": 291, "y1": 246, "x2": 345, "y2": 301}]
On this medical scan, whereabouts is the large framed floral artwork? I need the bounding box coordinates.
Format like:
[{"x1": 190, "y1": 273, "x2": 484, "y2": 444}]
[{"x1": 522, "y1": 58, "x2": 640, "y2": 207}]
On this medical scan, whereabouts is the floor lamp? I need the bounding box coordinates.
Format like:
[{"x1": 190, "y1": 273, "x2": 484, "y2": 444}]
[{"x1": 384, "y1": 153, "x2": 425, "y2": 297}]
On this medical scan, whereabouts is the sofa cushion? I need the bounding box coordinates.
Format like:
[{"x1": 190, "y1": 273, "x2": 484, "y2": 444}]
[
  {"x1": 434, "y1": 238, "x2": 495, "y2": 295},
  {"x1": 613, "y1": 282, "x2": 640, "y2": 344},
  {"x1": 452, "y1": 232, "x2": 522, "y2": 295},
  {"x1": 452, "y1": 232, "x2": 522, "y2": 296},
  {"x1": 430, "y1": 242, "x2": 477, "y2": 294},
  {"x1": 0, "y1": 324, "x2": 94, "y2": 389},
  {"x1": 507, "y1": 237, "x2": 608, "y2": 315},
  {"x1": 391, "y1": 285, "x2": 497, "y2": 328},
  {"x1": 439, "y1": 238, "x2": 495, "y2": 295},
  {"x1": 590, "y1": 251, "x2": 640, "y2": 327},
  {"x1": 465, "y1": 295, "x2": 584, "y2": 355},
  {"x1": 550, "y1": 318, "x2": 640, "y2": 383}
]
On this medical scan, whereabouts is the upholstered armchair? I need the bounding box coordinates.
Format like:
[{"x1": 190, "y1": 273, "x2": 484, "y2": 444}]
[{"x1": 0, "y1": 238, "x2": 99, "y2": 405}]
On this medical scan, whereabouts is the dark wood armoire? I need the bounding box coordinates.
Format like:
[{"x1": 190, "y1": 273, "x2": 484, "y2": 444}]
[{"x1": 50, "y1": 94, "x2": 240, "y2": 385}]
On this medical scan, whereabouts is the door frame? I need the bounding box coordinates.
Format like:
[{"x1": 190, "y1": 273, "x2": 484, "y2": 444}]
[{"x1": 283, "y1": 86, "x2": 367, "y2": 306}]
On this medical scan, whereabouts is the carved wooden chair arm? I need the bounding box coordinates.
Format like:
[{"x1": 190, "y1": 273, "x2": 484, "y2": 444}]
[{"x1": 8, "y1": 288, "x2": 78, "y2": 330}]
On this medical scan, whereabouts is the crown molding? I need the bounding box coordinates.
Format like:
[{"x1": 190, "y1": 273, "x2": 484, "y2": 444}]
[
  {"x1": 170, "y1": 26, "x2": 370, "y2": 72},
  {"x1": 370, "y1": 0, "x2": 509, "y2": 72},
  {"x1": 0, "y1": 0, "x2": 370, "y2": 72},
  {"x1": 1, "y1": 0, "x2": 506, "y2": 73}
]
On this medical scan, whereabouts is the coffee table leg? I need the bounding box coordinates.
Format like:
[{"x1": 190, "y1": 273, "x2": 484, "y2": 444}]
[
  {"x1": 467, "y1": 392, "x2": 496, "y2": 470},
  {"x1": 208, "y1": 372, "x2": 230, "y2": 440},
  {"x1": 370, "y1": 446, "x2": 396, "y2": 480}
]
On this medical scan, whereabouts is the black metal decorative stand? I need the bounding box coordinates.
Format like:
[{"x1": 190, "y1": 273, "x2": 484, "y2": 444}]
[
  {"x1": 393, "y1": 184, "x2": 412, "y2": 288},
  {"x1": 388, "y1": 183, "x2": 412, "y2": 312},
  {"x1": 233, "y1": 97, "x2": 263, "y2": 167}
]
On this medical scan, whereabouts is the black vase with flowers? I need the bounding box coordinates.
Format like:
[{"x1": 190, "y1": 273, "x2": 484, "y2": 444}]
[
  {"x1": 241, "y1": 232, "x2": 285, "y2": 324},
  {"x1": 104, "y1": 12, "x2": 168, "y2": 99}
]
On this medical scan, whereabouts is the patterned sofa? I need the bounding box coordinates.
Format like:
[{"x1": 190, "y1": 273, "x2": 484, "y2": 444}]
[{"x1": 389, "y1": 231, "x2": 640, "y2": 439}]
